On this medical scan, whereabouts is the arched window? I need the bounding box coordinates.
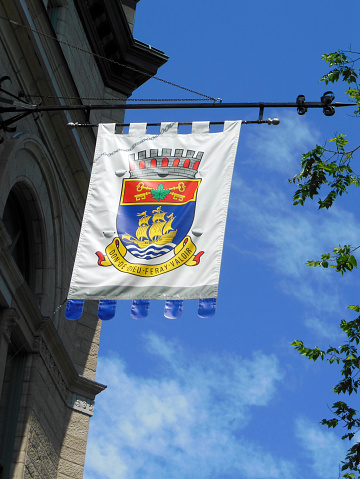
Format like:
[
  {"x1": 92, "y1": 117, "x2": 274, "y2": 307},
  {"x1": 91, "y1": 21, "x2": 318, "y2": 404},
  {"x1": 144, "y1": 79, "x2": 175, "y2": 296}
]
[
  {"x1": 2, "y1": 183, "x2": 45, "y2": 295},
  {"x1": 3, "y1": 191, "x2": 31, "y2": 284}
]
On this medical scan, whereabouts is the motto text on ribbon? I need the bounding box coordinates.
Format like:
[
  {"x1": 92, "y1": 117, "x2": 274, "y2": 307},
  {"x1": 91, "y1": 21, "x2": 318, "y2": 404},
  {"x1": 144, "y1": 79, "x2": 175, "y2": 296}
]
[{"x1": 96, "y1": 236, "x2": 203, "y2": 277}]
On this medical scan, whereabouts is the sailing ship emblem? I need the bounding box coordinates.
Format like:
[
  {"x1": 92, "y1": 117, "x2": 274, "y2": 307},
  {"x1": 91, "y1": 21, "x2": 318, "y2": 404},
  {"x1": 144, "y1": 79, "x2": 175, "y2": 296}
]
[
  {"x1": 117, "y1": 179, "x2": 200, "y2": 260},
  {"x1": 96, "y1": 148, "x2": 205, "y2": 276},
  {"x1": 121, "y1": 207, "x2": 178, "y2": 259}
]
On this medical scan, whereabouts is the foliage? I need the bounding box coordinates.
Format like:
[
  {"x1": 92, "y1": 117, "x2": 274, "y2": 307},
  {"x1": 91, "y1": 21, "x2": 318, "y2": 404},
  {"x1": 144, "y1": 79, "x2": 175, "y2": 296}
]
[
  {"x1": 289, "y1": 51, "x2": 360, "y2": 210},
  {"x1": 292, "y1": 50, "x2": 360, "y2": 478},
  {"x1": 320, "y1": 51, "x2": 360, "y2": 115},
  {"x1": 289, "y1": 135, "x2": 360, "y2": 210},
  {"x1": 306, "y1": 245, "x2": 358, "y2": 275},
  {"x1": 292, "y1": 310, "x2": 360, "y2": 478},
  {"x1": 151, "y1": 183, "x2": 170, "y2": 201}
]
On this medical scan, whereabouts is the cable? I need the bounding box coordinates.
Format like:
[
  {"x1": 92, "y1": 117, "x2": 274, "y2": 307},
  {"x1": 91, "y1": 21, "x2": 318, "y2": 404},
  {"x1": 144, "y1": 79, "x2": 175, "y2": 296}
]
[
  {"x1": 24, "y1": 95, "x2": 215, "y2": 102},
  {"x1": 0, "y1": 15, "x2": 217, "y2": 101},
  {"x1": 53, "y1": 298, "x2": 67, "y2": 316}
]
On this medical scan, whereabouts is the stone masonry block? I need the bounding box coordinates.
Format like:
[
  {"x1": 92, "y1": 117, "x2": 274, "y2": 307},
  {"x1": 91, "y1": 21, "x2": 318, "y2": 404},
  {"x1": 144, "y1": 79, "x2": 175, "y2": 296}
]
[
  {"x1": 64, "y1": 416, "x2": 89, "y2": 441},
  {"x1": 61, "y1": 434, "x2": 87, "y2": 454},
  {"x1": 76, "y1": 323, "x2": 100, "y2": 343},
  {"x1": 57, "y1": 459, "x2": 84, "y2": 479},
  {"x1": 60, "y1": 445, "x2": 85, "y2": 466}
]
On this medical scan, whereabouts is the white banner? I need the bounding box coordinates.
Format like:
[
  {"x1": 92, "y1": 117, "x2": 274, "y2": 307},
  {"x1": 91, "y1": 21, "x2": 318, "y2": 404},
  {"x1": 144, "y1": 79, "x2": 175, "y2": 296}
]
[{"x1": 67, "y1": 121, "x2": 241, "y2": 301}]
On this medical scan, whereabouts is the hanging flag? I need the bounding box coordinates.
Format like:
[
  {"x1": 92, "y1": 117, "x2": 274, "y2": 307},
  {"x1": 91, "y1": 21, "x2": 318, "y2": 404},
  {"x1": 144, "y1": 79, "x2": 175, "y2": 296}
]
[{"x1": 66, "y1": 121, "x2": 241, "y2": 320}]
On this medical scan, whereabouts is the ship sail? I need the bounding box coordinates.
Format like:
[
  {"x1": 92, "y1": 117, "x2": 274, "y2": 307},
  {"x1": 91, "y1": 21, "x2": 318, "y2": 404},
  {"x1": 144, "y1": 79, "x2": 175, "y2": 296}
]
[
  {"x1": 137, "y1": 211, "x2": 151, "y2": 226},
  {"x1": 137, "y1": 211, "x2": 150, "y2": 226},
  {"x1": 163, "y1": 213, "x2": 175, "y2": 235},
  {"x1": 123, "y1": 207, "x2": 177, "y2": 247},
  {"x1": 152, "y1": 206, "x2": 166, "y2": 223},
  {"x1": 136, "y1": 225, "x2": 149, "y2": 240},
  {"x1": 149, "y1": 222, "x2": 164, "y2": 241}
]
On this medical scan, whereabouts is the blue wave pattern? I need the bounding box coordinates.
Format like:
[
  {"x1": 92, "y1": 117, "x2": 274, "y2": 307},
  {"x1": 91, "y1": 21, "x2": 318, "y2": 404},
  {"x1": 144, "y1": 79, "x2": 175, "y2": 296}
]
[{"x1": 126, "y1": 242, "x2": 176, "y2": 260}]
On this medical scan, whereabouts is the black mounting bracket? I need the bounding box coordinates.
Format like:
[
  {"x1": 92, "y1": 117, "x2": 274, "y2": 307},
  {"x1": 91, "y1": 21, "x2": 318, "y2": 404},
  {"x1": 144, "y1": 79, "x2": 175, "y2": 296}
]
[
  {"x1": 321, "y1": 91, "x2": 336, "y2": 116},
  {"x1": 0, "y1": 74, "x2": 351, "y2": 139},
  {"x1": 0, "y1": 76, "x2": 43, "y2": 142},
  {"x1": 296, "y1": 95, "x2": 307, "y2": 115}
]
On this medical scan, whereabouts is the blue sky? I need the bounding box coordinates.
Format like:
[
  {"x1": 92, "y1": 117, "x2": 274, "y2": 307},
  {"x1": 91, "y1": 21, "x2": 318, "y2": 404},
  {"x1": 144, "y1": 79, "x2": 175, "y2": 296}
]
[{"x1": 84, "y1": 2, "x2": 360, "y2": 478}]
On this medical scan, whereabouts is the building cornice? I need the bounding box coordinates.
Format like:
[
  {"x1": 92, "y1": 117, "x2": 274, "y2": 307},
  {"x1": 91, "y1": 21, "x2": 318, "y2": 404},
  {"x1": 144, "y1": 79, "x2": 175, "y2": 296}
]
[
  {"x1": 74, "y1": 0, "x2": 168, "y2": 96},
  {"x1": 34, "y1": 332, "x2": 106, "y2": 416}
]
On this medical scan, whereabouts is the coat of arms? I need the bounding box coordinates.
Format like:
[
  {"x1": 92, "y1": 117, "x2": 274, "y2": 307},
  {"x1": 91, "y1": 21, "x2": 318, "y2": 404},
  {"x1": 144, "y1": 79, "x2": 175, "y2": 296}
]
[{"x1": 96, "y1": 148, "x2": 204, "y2": 276}]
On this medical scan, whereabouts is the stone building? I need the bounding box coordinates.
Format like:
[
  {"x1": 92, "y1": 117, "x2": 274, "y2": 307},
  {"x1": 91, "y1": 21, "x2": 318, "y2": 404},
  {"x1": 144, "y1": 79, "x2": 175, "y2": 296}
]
[{"x1": 0, "y1": 1, "x2": 167, "y2": 477}]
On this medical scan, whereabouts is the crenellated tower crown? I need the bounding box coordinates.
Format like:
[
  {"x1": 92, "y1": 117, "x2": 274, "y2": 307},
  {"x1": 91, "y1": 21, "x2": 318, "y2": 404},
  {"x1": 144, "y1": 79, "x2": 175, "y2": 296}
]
[{"x1": 129, "y1": 148, "x2": 204, "y2": 179}]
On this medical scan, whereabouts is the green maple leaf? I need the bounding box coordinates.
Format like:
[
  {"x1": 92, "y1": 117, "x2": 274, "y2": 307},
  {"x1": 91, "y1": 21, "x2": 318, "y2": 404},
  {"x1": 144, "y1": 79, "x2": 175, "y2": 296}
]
[{"x1": 151, "y1": 183, "x2": 170, "y2": 201}]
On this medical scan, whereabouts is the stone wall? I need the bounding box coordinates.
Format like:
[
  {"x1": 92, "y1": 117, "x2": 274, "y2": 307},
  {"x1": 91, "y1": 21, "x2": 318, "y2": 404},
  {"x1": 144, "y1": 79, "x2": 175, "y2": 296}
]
[
  {"x1": 0, "y1": 0, "x2": 166, "y2": 476},
  {"x1": 24, "y1": 412, "x2": 59, "y2": 479},
  {"x1": 0, "y1": 0, "x2": 117, "y2": 476}
]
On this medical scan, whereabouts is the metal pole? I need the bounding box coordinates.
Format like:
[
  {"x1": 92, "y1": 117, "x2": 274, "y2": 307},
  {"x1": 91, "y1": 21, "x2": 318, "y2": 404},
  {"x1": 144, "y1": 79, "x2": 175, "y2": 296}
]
[{"x1": 0, "y1": 101, "x2": 353, "y2": 114}]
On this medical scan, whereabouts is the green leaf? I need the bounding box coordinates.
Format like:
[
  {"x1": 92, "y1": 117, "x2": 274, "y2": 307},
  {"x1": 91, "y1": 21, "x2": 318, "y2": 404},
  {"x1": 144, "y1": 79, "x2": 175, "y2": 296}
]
[
  {"x1": 349, "y1": 256, "x2": 357, "y2": 268},
  {"x1": 348, "y1": 305, "x2": 360, "y2": 313},
  {"x1": 151, "y1": 183, "x2": 170, "y2": 201},
  {"x1": 293, "y1": 49, "x2": 360, "y2": 479}
]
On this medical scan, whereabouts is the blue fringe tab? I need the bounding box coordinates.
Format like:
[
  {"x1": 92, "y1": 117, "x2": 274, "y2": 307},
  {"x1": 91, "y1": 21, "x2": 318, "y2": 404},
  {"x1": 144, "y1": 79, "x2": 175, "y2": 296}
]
[
  {"x1": 130, "y1": 300, "x2": 150, "y2": 319},
  {"x1": 198, "y1": 298, "x2": 217, "y2": 318},
  {"x1": 164, "y1": 300, "x2": 183, "y2": 319},
  {"x1": 98, "y1": 300, "x2": 117, "y2": 320},
  {"x1": 65, "y1": 299, "x2": 84, "y2": 320}
]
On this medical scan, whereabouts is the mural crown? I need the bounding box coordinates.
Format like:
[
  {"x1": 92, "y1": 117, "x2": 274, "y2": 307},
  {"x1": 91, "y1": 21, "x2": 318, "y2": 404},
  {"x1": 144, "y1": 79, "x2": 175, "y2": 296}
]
[{"x1": 129, "y1": 148, "x2": 204, "y2": 179}]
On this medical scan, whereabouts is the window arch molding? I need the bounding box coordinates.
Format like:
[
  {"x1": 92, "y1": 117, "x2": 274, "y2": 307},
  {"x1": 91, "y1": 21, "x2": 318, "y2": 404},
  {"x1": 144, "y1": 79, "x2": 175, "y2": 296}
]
[{"x1": 0, "y1": 135, "x2": 64, "y2": 320}]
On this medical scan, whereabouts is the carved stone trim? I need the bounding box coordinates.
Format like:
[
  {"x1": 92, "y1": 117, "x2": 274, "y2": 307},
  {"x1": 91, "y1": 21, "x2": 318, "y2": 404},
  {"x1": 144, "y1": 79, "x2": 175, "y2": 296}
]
[
  {"x1": 73, "y1": 0, "x2": 168, "y2": 95},
  {"x1": 34, "y1": 336, "x2": 95, "y2": 416},
  {"x1": 25, "y1": 411, "x2": 59, "y2": 478},
  {"x1": 0, "y1": 307, "x2": 20, "y2": 343},
  {"x1": 67, "y1": 393, "x2": 95, "y2": 416}
]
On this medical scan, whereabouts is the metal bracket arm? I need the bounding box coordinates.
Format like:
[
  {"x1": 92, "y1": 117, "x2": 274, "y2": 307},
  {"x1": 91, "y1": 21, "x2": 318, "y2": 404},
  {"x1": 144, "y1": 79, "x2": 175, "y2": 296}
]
[{"x1": 0, "y1": 80, "x2": 352, "y2": 137}]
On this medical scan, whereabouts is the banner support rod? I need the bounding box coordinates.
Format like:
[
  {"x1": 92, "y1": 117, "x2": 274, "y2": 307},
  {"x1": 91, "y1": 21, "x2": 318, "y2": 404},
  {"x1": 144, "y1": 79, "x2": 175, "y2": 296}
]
[
  {"x1": 0, "y1": 88, "x2": 353, "y2": 138},
  {"x1": 67, "y1": 119, "x2": 281, "y2": 128},
  {"x1": 0, "y1": 99, "x2": 352, "y2": 114}
]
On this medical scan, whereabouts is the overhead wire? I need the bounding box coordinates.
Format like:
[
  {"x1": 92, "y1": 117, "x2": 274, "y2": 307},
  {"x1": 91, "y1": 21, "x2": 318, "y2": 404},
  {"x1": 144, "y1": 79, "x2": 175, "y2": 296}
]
[
  {"x1": 0, "y1": 14, "x2": 217, "y2": 102},
  {"x1": 24, "y1": 95, "x2": 214, "y2": 102}
]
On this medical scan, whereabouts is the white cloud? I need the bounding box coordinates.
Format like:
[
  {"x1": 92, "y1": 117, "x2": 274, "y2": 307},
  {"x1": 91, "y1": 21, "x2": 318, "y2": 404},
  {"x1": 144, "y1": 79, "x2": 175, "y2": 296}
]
[
  {"x1": 230, "y1": 176, "x2": 360, "y2": 279},
  {"x1": 244, "y1": 111, "x2": 321, "y2": 174},
  {"x1": 295, "y1": 416, "x2": 347, "y2": 479},
  {"x1": 84, "y1": 333, "x2": 294, "y2": 479},
  {"x1": 228, "y1": 112, "x2": 360, "y2": 322},
  {"x1": 229, "y1": 176, "x2": 360, "y2": 315},
  {"x1": 303, "y1": 315, "x2": 343, "y2": 340}
]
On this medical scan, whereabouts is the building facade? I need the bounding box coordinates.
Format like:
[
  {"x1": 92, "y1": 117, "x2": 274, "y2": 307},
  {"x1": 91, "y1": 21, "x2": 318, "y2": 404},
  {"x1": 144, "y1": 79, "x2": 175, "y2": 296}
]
[{"x1": 0, "y1": 1, "x2": 167, "y2": 477}]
